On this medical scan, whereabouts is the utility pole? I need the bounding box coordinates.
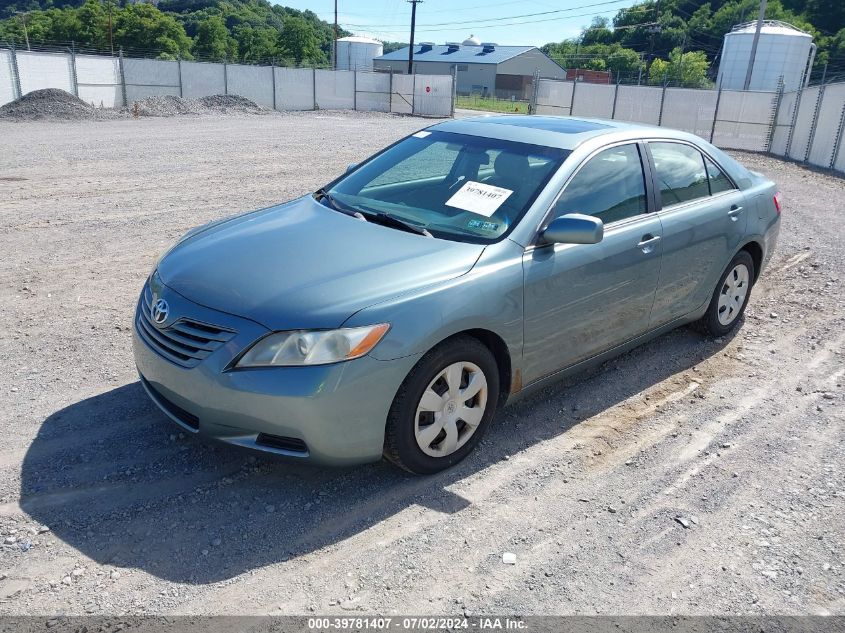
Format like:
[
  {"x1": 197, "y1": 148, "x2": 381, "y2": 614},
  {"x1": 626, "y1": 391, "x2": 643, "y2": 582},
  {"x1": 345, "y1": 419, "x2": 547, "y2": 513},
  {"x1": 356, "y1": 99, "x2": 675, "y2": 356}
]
[
  {"x1": 407, "y1": 0, "x2": 422, "y2": 75},
  {"x1": 16, "y1": 12, "x2": 30, "y2": 50},
  {"x1": 743, "y1": 0, "x2": 767, "y2": 90},
  {"x1": 644, "y1": 0, "x2": 660, "y2": 84},
  {"x1": 107, "y1": 0, "x2": 114, "y2": 55},
  {"x1": 333, "y1": 0, "x2": 338, "y2": 70}
]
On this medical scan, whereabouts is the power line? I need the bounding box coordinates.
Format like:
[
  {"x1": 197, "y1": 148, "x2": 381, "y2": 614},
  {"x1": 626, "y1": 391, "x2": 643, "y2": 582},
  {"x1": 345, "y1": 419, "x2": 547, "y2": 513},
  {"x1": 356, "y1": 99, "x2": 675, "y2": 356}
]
[{"x1": 341, "y1": 0, "x2": 632, "y2": 29}]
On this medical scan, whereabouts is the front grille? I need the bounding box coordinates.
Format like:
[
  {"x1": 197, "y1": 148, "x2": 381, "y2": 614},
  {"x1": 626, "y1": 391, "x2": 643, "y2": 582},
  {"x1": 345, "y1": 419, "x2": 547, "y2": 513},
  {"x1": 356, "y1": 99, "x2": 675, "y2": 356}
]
[
  {"x1": 256, "y1": 433, "x2": 309, "y2": 454},
  {"x1": 137, "y1": 285, "x2": 236, "y2": 368}
]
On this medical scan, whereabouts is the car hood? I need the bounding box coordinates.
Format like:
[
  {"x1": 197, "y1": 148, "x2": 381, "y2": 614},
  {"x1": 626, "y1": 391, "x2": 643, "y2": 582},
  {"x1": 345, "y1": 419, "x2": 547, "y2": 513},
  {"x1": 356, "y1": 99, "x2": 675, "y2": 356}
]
[{"x1": 157, "y1": 196, "x2": 486, "y2": 330}]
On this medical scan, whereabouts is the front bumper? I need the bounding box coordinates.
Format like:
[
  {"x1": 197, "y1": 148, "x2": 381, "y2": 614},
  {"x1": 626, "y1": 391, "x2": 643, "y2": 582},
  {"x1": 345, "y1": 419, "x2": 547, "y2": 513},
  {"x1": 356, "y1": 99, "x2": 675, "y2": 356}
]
[{"x1": 132, "y1": 281, "x2": 420, "y2": 466}]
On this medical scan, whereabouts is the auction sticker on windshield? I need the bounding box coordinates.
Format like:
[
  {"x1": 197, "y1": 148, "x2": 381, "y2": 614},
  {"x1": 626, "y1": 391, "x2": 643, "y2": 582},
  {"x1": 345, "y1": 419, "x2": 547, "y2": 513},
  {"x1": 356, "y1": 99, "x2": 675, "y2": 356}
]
[{"x1": 445, "y1": 181, "x2": 513, "y2": 217}]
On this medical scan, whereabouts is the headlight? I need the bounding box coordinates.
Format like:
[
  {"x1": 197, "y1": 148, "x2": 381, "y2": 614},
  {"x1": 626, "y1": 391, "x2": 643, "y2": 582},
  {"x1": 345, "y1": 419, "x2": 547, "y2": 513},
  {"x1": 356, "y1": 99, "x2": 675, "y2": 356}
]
[{"x1": 235, "y1": 323, "x2": 390, "y2": 367}]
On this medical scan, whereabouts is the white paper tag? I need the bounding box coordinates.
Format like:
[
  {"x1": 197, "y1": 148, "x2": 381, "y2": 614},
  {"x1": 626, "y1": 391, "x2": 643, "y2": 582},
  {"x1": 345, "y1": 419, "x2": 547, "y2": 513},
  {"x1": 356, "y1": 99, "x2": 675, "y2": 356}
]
[
  {"x1": 445, "y1": 181, "x2": 513, "y2": 217},
  {"x1": 412, "y1": 130, "x2": 432, "y2": 138}
]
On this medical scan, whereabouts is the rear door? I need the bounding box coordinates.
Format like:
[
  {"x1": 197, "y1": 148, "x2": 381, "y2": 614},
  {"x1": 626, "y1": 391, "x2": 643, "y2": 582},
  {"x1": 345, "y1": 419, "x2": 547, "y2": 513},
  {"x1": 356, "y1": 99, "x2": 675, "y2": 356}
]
[
  {"x1": 645, "y1": 141, "x2": 748, "y2": 327},
  {"x1": 522, "y1": 142, "x2": 664, "y2": 384}
]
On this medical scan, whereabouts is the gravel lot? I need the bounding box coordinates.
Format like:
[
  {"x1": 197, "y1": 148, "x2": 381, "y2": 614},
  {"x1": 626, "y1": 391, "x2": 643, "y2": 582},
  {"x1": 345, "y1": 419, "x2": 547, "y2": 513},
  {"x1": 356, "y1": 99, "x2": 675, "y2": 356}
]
[{"x1": 0, "y1": 112, "x2": 843, "y2": 617}]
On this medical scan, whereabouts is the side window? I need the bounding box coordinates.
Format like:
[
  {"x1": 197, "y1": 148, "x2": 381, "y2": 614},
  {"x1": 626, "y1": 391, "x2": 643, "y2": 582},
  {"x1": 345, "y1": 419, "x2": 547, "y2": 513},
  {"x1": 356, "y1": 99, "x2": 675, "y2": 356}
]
[
  {"x1": 704, "y1": 156, "x2": 735, "y2": 194},
  {"x1": 554, "y1": 144, "x2": 647, "y2": 224},
  {"x1": 650, "y1": 142, "x2": 709, "y2": 207}
]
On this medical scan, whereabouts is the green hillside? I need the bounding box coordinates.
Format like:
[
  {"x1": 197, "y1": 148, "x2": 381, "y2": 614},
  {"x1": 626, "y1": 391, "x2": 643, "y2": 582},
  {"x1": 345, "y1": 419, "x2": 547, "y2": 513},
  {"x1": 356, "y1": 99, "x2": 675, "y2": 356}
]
[
  {"x1": 0, "y1": 0, "x2": 349, "y2": 66},
  {"x1": 542, "y1": 0, "x2": 844, "y2": 86}
]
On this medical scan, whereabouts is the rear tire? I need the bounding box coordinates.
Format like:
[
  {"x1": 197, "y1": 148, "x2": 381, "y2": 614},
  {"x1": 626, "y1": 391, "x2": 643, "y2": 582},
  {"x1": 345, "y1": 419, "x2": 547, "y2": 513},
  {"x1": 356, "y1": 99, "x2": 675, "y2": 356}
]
[
  {"x1": 696, "y1": 250, "x2": 755, "y2": 337},
  {"x1": 384, "y1": 336, "x2": 499, "y2": 475}
]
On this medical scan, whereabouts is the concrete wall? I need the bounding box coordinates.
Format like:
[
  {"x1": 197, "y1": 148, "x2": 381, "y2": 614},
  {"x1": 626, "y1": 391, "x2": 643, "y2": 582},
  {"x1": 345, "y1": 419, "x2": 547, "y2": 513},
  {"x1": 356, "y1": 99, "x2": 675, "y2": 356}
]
[
  {"x1": 0, "y1": 48, "x2": 455, "y2": 118},
  {"x1": 532, "y1": 76, "x2": 845, "y2": 174}
]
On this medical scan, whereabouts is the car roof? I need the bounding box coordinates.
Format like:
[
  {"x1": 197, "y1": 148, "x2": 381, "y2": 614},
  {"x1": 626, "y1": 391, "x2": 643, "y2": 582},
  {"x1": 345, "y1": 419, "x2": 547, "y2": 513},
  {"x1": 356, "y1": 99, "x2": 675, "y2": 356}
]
[{"x1": 429, "y1": 115, "x2": 660, "y2": 150}]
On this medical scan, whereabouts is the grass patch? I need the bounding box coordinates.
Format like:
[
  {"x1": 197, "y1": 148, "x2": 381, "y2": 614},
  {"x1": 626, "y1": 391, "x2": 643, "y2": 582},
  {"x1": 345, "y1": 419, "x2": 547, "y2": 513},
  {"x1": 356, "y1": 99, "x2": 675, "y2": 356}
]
[{"x1": 456, "y1": 95, "x2": 529, "y2": 114}]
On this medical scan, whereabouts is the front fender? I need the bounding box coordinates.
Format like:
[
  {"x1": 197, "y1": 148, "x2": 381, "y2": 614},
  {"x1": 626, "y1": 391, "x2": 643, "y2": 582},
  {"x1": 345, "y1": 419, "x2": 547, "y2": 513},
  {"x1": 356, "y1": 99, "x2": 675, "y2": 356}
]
[{"x1": 344, "y1": 240, "x2": 525, "y2": 367}]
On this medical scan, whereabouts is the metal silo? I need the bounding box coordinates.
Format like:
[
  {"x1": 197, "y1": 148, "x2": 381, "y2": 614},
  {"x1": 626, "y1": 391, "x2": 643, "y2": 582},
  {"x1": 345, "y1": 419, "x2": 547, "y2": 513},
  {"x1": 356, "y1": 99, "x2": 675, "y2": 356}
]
[
  {"x1": 336, "y1": 36, "x2": 384, "y2": 71},
  {"x1": 716, "y1": 20, "x2": 815, "y2": 92}
]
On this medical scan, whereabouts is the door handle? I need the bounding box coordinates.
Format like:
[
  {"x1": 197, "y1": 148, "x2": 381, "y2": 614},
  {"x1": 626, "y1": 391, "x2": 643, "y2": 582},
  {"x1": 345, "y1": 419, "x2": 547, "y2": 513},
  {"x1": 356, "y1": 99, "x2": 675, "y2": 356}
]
[
  {"x1": 728, "y1": 205, "x2": 743, "y2": 220},
  {"x1": 637, "y1": 235, "x2": 661, "y2": 252}
]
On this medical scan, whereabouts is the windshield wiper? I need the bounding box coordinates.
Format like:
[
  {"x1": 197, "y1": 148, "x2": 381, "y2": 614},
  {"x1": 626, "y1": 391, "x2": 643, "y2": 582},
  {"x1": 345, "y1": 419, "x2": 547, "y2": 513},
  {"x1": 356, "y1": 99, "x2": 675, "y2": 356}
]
[
  {"x1": 363, "y1": 211, "x2": 433, "y2": 237},
  {"x1": 314, "y1": 188, "x2": 366, "y2": 220}
]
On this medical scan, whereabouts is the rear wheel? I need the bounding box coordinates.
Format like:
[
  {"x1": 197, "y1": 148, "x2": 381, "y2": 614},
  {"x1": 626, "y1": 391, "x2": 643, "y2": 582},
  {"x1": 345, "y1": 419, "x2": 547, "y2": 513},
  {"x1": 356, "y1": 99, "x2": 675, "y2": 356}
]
[
  {"x1": 696, "y1": 250, "x2": 755, "y2": 337},
  {"x1": 384, "y1": 336, "x2": 499, "y2": 475}
]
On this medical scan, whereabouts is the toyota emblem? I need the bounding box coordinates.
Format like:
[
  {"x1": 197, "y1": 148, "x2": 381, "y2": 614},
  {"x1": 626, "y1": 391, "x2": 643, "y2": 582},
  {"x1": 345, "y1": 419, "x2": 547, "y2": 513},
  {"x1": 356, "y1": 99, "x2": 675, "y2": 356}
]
[{"x1": 151, "y1": 298, "x2": 169, "y2": 325}]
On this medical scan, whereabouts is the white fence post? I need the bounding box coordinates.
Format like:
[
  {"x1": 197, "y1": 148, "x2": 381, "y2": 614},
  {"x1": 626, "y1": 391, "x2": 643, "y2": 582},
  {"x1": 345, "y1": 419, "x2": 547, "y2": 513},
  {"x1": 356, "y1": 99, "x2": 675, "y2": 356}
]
[
  {"x1": 118, "y1": 47, "x2": 127, "y2": 107},
  {"x1": 69, "y1": 43, "x2": 79, "y2": 97},
  {"x1": 765, "y1": 77, "x2": 784, "y2": 153},
  {"x1": 611, "y1": 79, "x2": 620, "y2": 119},
  {"x1": 804, "y1": 85, "x2": 825, "y2": 163},
  {"x1": 709, "y1": 85, "x2": 723, "y2": 144},
  {"x1": 784, "y1": 88, "x2": 803, "y2": 158},
  {"x1": 9, "y1": 43, "x2": 22, "y2": 100},
  {"x1": 830, "y1": 102, "x2": 845, "y2": 170},
  {"x1": 353, "y1": 70, "x2": 357, "y2": 111},
  {"x1": 312, "y1": 67, "x2": 317, "y2": 110},
  {"x1": 270, "y1": 63, "x2": 276, "y2": 110},
  {"x1": 412, "y1": 73, "x2": 416, "y2": 116}
]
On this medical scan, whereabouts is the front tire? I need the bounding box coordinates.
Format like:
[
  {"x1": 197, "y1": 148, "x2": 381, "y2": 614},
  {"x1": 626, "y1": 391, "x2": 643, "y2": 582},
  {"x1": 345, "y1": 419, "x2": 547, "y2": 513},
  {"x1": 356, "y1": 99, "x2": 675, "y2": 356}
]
[
  {"x1": 384, "y1": 336, "x2": 500, "y2": 475},
  {"x1": 696, "y1": 250, "x2": 755, "y2": 337}
]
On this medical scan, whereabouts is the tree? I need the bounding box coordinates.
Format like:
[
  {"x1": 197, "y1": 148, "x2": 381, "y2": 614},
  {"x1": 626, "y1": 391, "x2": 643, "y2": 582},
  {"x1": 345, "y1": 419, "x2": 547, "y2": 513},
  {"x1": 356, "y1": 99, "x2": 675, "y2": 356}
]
[
  {"x1": 278, "y1": 15, "x2": 320, "y2": 65},
  {"x1": 194, "y1": 15, "x2": 235, "y2": 60},
  {"x1": 233, "y1": 23, "x2": 279, "y2": 62},
  {"x1": 648, "y1": 48, "x2": 710, "y2": 88},
  {"x1": 114, "y1": 3, "x2": 192, "y2": 59}
]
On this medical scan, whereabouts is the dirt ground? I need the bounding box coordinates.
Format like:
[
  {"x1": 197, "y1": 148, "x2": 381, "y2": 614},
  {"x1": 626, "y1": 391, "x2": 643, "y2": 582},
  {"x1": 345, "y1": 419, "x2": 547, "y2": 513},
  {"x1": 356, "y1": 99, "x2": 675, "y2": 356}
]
[{"x1": 0, "y1": 112, "x2": 843, "y2": 617}]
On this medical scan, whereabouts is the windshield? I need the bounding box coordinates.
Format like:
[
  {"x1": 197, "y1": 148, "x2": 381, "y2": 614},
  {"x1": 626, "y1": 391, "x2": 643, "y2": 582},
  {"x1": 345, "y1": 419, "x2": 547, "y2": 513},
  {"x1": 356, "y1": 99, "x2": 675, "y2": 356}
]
[{"x1": 323, "y1": 130, "x2": 570, "y2": 243}]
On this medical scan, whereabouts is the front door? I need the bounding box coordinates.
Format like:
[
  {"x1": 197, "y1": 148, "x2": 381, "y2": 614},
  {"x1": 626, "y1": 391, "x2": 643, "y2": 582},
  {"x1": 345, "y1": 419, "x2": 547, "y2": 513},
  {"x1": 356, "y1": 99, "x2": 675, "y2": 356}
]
[{"x1": 522, "y1": 142, "x2": 664, "y2": 385}]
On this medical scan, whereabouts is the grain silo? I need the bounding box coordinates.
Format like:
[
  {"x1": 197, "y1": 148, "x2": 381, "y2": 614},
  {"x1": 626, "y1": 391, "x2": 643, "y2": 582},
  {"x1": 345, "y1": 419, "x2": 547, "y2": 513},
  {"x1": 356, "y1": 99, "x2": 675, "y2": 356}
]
[
  {"x1": 716, "y1": 20, "x2": 815, "y2": 92},
  {"x1": 336, "y1": 36, "x2": 384, "y2": 71}
]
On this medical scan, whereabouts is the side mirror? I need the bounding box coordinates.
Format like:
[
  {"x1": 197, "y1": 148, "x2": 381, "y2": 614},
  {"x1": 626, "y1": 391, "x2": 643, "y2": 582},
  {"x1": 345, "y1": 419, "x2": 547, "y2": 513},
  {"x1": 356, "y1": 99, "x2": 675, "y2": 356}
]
[
  {"x1": 541, "y1": 213, "x2": 604, "y2": 245},
  {"x1": 346, "y1": 163, "x2": 358, "y2": 173}
]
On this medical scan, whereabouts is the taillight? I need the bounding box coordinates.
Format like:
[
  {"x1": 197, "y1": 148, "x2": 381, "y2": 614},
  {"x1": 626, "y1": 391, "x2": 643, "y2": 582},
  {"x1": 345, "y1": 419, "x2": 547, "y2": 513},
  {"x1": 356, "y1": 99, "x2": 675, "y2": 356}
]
[{"x1": 773, "y1": 192, "x2": 782, "y2": 214}]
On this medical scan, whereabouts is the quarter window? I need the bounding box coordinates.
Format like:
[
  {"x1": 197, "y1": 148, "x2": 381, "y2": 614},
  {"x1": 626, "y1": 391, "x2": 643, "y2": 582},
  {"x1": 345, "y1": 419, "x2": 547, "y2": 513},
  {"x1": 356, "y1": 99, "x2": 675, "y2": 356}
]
[
  {"x1": 553, "y1": 144, "x2": 647, "y2": 224},
  {"x1": 650, "y1": 142, "x2": 709, "y2": 207},
  {"x1": 704, "y1": 156, "x2": 735, "y2": 194}
]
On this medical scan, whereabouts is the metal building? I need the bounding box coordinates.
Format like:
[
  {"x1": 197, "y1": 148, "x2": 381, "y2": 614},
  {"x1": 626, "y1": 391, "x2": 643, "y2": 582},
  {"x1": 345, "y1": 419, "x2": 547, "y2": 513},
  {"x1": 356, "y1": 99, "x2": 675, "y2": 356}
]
[
  {"x1": 373, "y1": 41, "x2": 566, "y2": 99},
  {"x1": 716, "y1": 21, "x2": 816, "y2": 92}
]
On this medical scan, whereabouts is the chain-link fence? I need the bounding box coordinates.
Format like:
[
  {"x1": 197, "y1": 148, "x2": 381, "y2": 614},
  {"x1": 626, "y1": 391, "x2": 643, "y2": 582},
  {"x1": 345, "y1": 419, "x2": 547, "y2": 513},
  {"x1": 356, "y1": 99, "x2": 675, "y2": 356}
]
[
  {"x1": 531, "y1": 74, "x2": 845, "y2": 175},
  {"x1": 0, "y1": 45, "x2": 455, "y2": 118}
]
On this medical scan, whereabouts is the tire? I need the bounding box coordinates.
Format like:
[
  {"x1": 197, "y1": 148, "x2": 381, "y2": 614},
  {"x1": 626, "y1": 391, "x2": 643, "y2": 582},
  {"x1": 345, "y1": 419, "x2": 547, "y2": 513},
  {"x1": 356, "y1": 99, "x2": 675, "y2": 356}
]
[
  {"x1": 384, "y1": 336, "x2": 500, "y2": 475},
  {"x1": 696, "y1": 250, "x2": 755, "y2": 337}
]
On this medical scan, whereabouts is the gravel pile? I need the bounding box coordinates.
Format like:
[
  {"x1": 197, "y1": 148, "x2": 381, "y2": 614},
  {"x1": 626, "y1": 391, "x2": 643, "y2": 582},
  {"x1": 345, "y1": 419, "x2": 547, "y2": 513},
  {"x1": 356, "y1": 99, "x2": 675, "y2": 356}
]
[
  {"x1": 0, "y1": 89, "x2": 273, "y2": 121},
  {"x1": 0, "y1": 88, "x2": 118, "y2": 121},
  {"x1": 197, "y1": 94, "x2": 269, "y2": 114},
  {"x1": 130, "y1": 94, "x2": 270, "y2": 117},
  {"x1": 130, "y1": 95, "x2": 206, "y2": 117}
]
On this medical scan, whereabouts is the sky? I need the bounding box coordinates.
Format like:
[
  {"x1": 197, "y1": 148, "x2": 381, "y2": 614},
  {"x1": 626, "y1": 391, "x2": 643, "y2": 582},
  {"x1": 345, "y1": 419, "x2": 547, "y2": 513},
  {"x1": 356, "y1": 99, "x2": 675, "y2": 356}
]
[{"x1": 275, "y1": 0, "x2": 642, "y2": 47}]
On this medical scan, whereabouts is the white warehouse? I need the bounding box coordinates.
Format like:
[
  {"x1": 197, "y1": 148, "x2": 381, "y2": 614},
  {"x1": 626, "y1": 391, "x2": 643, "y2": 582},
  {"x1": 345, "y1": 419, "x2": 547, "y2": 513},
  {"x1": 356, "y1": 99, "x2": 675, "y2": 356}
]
[
  {"x1": 373, "y1": 39, "x2": 566, "y2": 99},
  {"x1": 716, "y1": 20, "x2": 816, "y2": 92}
]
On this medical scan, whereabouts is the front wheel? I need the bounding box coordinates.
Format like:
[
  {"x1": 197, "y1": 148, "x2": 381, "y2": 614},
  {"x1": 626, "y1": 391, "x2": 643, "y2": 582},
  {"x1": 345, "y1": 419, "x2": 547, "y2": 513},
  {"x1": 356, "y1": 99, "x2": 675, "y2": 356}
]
[
  {"x1": 384, "y1": 336, "x2": 500, "y2": 475},
  {"x1": 696, "y1": 250, "x2": 755, "y2": 337}
]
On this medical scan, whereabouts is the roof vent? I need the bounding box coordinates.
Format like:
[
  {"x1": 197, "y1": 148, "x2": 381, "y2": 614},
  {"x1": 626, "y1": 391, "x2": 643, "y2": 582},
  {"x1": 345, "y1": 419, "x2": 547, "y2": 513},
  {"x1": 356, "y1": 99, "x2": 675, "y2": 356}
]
[
  {"x1": 445, "y1": 42, "x2": 461, "y2": 53},
  {"x1": 481, "y1": 42, "x2": 496, "y2": 53},
  {"x1": 419, "y1": 41, "x2": 435, "y2": 53}
]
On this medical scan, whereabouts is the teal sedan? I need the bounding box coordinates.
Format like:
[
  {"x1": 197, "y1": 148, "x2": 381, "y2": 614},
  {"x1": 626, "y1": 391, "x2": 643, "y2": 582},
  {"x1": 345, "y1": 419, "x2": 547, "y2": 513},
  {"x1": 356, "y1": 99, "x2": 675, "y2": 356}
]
[{"x1": 133, "y1": 116, "x2": 780, "y2": 474}]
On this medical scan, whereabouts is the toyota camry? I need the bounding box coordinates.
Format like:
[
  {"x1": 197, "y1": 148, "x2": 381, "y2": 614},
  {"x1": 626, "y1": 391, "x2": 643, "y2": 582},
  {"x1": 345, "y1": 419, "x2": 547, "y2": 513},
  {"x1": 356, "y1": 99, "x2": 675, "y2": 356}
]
[{"x1": 133, "y1": 115, "x2": 781, "y2": 474}]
